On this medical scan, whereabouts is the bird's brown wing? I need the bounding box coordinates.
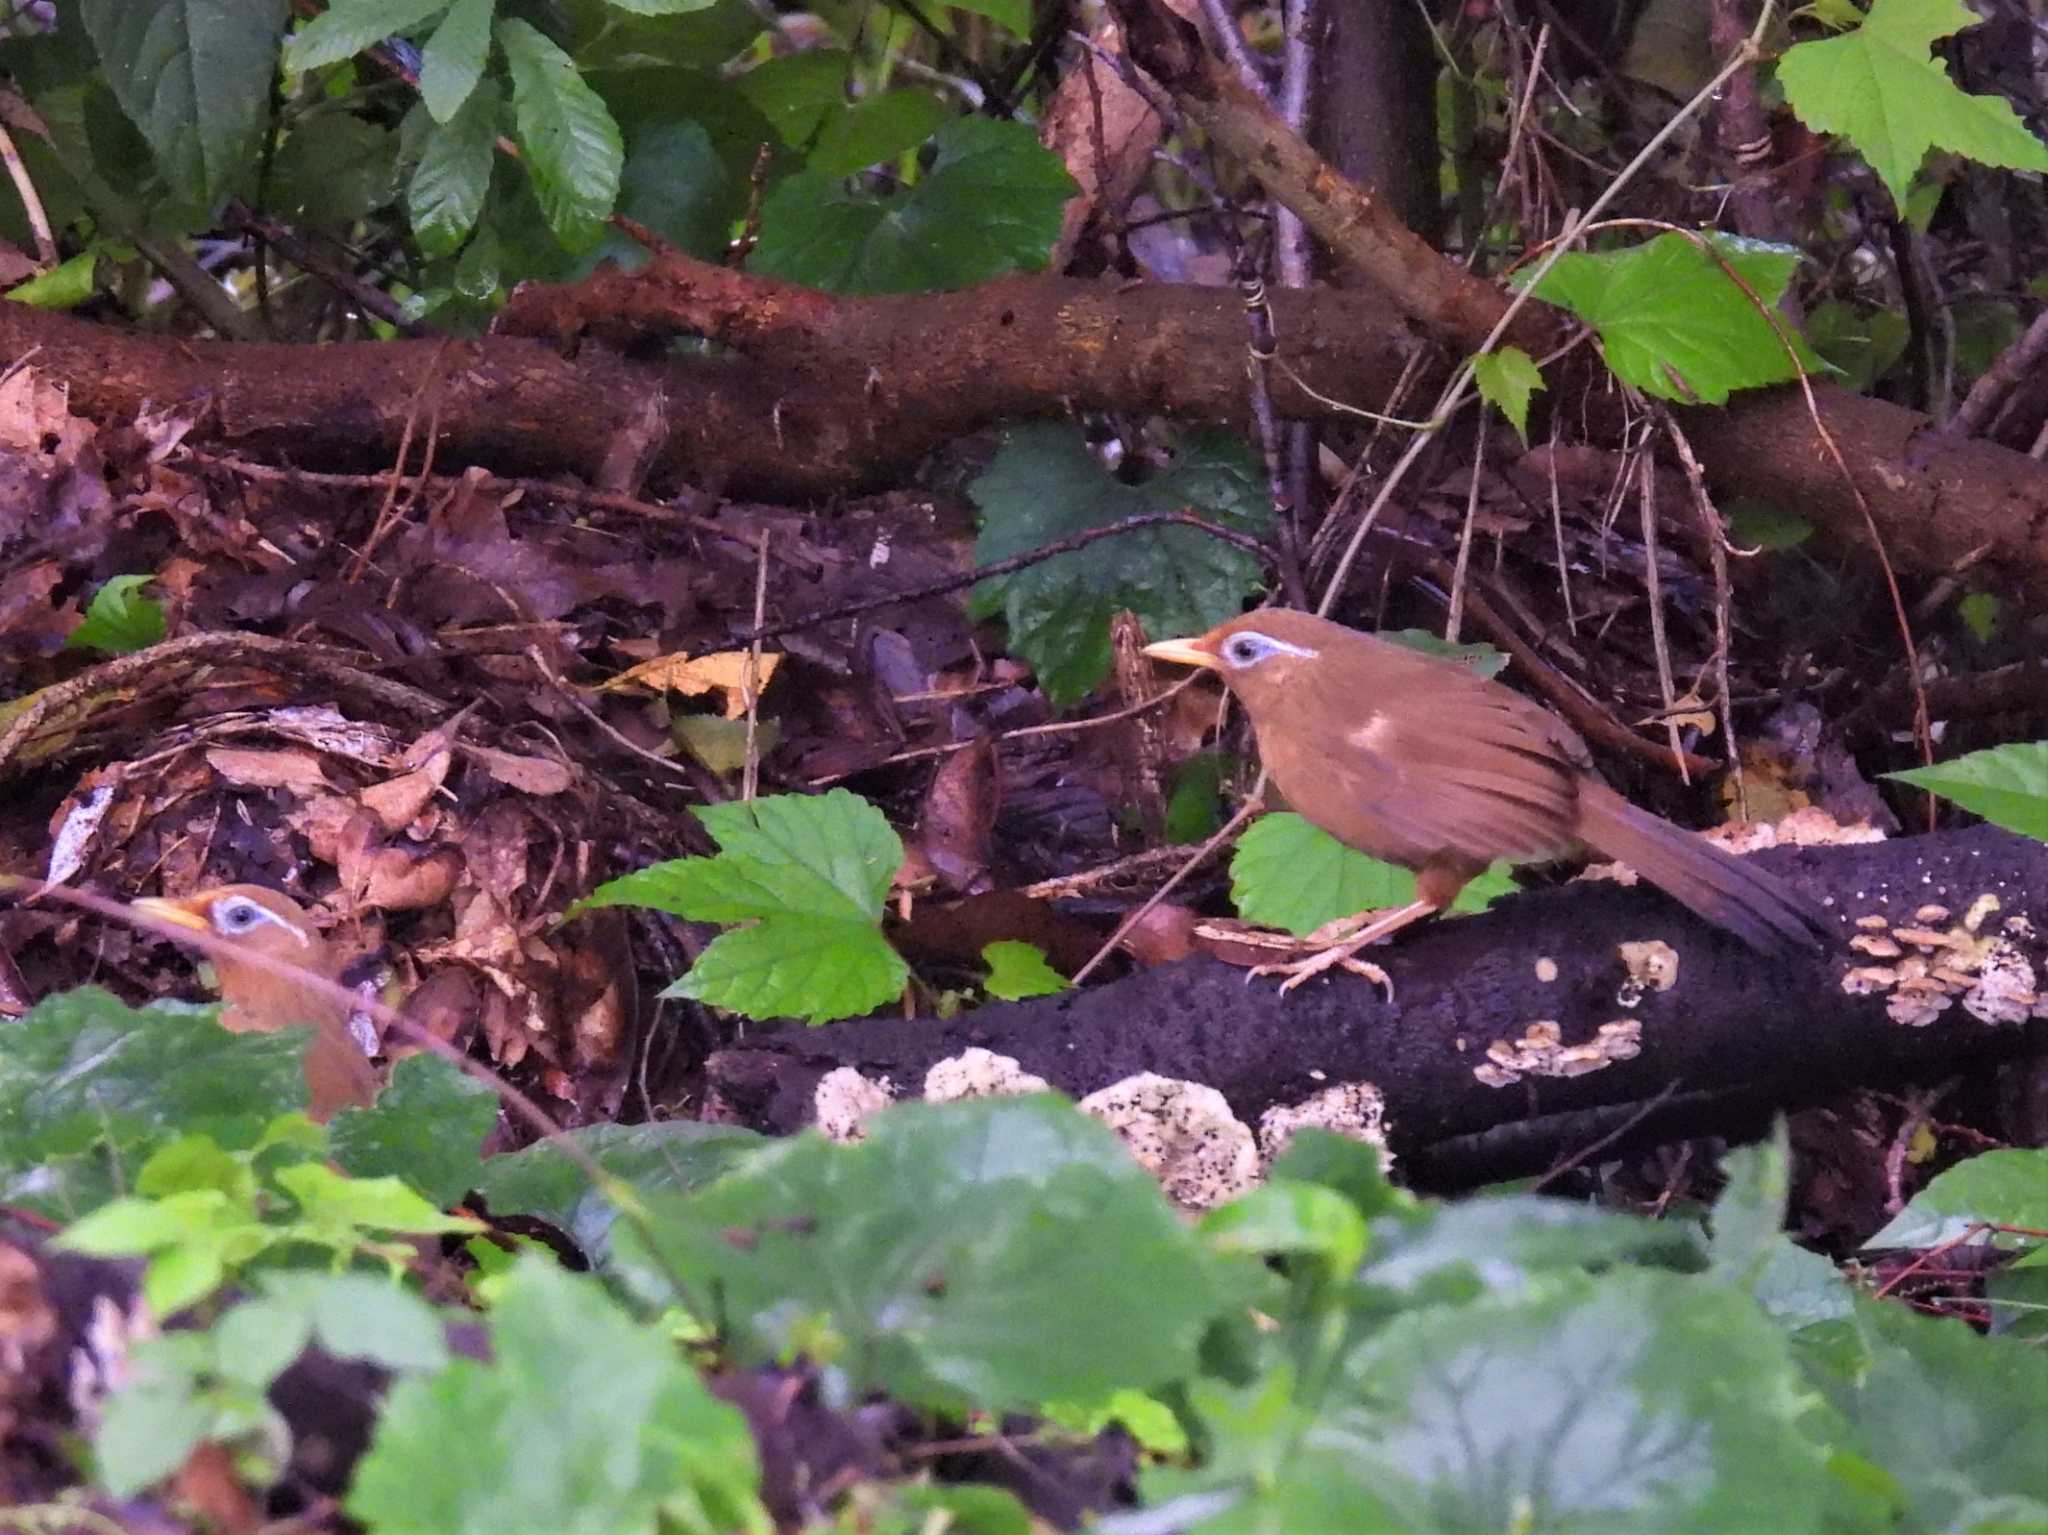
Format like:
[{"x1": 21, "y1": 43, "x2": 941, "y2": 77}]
[{"x1": 1262, "y1": 645, "x2": 1586, "y2": 869}]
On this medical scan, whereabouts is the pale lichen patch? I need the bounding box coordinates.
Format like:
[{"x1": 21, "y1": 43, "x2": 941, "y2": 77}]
[
  {"x1": 1849, "y1": 934, "x2": 1903, "y2": 958},
  {"x1": 1615, "y1": 939, "x2": 1679, "y2": 1007},
  {"x1": 924, "y1": 1047, "x2": 1051, "y2": 1102},
  {"x1": 815, "y1": 1067, "x2": 894, "y2": 1143},
  {"x1": 1258, "y1": 1082, "x2": 1391, "y2": 1173},
  {"x1": 1534, "y1": 956, "x2": 1560, "y2": 983},
  {"x1": 1080, "y1": 1073, "x2": 1260, "y2": 1210},
  {"x1": 1837, "y1": 898, "x2": 2044, "y2": 1027}
]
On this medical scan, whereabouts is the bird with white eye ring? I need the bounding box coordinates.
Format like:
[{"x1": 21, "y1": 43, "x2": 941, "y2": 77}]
[
  {"x1": 131, "y1": 884, "x2": 380, "y2": 1122},
  {"x1": 1144, "y1": 610, "x2": 1830, "y2": 992}
]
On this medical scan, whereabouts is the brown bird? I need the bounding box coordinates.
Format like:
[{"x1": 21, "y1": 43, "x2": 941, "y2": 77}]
[
  {"x1": 1144, "y1": 611, "x2": 1830, "y2": 990},
  {"x1": 131, "y1": 885, "x2": 380, "y2": 1121}
]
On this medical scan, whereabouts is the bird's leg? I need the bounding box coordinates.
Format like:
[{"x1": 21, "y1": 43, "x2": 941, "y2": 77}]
[{"x1": 1247, "y1": 897, "x2": 1441, "y2": 999}]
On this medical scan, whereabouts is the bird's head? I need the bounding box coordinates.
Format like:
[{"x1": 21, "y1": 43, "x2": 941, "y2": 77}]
[
  {"x1": 1142, "y1": 610, "x2": 1341, "y2": 718},
  {"x1": 131, "y1": 884, "x2": 343, "y2": 1031}
]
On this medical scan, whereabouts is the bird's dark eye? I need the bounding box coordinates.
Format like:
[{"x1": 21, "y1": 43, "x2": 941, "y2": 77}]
[
  {"x1": 215, "y1": 899, "x2": 260, "y2": 933},
  {"x1": 1224, "y1": 634, "x2": 1269, "y2": 667}
]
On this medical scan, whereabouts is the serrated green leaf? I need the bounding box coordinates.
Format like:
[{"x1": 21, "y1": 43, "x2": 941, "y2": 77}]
[
  {"x1": 1708, "y1": 1123, "x2": 1791, "y2": 1285},
  {"x1": 83, "y1": 0, "x2": 291, "y2": 207},
  {"x1": 418, "y1": 0, "x2": 492, "y2": 122},
  {"x1": 981, "y1": 940, "x2": 1067, "y2": 1000},
  {"x1": 1865, "y1": 1148, "x2": 2048, "y2": 1249},
  {"x1": 1360, "y1": 1195, "x2": 1703, "y2": 1297},
  {"x1": 1886, "y1": 742, "x2": 2048, "y2": 841},
  {"x1": 273, "y1": 1160, "x2": 480, "y2": 1239},
  {"x1": 663, "y1": 915, "x2": 908, "y2": 1026},
  {"x1": 348, "y1": 1256, "x2": 768, "y2": 1535},
  {"x1": 0, "y1": 989, "x2": 310, "y2": 1220},
  {"x1": 470, "y1": 1121, "x2": 763, "y2": 1263},
  {"x1": 1231, "y1": 812, "x2": 1513, "y2": 936},
  {"x1": 65, "y1": 574, "x2": 165, "y2": 654},
  {"x1": 968, "y1": 425, "x2": 1271, "y2": 707},
  {"x1": 1472, "y1": 345, "x2": 1543, "y2": 444},
  {"x1": 751, "y1": 116, "x2": 1075, "y2": 294},
  {"x1": 695, "y1": 789, "x2": 902, "y2": 916},
  {"x1": 284, "y1": 0, "x2": 448, "y2": 73},
  {"x1": 410, "y1": 79, "x2": 501, "y2": 256},
  {"x1": 612, "y1": 1097, "x2": 1237, "y2": 1413},
  {"x1": 497, "y1": 16, "x2": 622, "y2": 251},
  {"x1": 1777, "y1": 0, "x2": 2048, "y2": 211},
  {"x1": 1151, "y1": 1270, "x2": 1836, "y2": 1533},
  {"x1": 1527, "y1": 232, "x2": 1823, "y2": 403},
  {"x1": 1202, "y1": 1179, "x2": 1368, "y2": 1277},
  {"x1": 1803, "y1": 1298, "x2": 2048, "y2": 1530},
  {"x1": 327, "y1": 1050, "x2": 499, "y2": 1207},
  {"x1": 6, "y1": 250, "x2": 98, "y2": 309}
]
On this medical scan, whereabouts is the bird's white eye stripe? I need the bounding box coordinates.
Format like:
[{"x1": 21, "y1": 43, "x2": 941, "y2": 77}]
[
  {"x1": 1219, "y1": 630, "x2": 1319, "y2": 666},
  {"x1": 212, "y1": 899, "x2": 310, "y2": 946}
]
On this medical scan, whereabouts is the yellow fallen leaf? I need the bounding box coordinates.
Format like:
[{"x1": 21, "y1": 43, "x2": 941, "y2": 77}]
[{"x1": 600, "y1": 650, "x2": 783, "y2": 719}]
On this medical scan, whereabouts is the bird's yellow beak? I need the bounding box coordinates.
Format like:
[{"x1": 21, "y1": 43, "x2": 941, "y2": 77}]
[
  {"x1": 1142, "y1": 636, "x2": 1219, "y2": 670},
  {"x1": 132, "y1": 896, "x2": 210, "y2": 934}
]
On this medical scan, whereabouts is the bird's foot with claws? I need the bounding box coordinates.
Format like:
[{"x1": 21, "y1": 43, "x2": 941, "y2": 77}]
[{"x1": 1190, "y1": 914, "x2": 1396, "y2": 1001}]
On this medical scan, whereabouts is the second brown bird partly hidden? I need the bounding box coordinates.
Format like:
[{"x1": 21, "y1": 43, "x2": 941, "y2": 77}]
[
  {"x1": 1144, "y1": 611, "x2": 1831, "y2": 989},
  {"x1": 132, "y1": 885, "x2": 380, "y2": 1122}
]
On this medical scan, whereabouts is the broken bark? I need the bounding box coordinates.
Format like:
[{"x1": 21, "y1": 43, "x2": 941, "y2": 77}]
[{"x1": 701, "y1": 825, "x2": 2048, "y2": 1184}]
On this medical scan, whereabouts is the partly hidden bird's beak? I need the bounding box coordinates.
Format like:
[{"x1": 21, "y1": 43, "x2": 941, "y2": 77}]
[
  {"x1": 132, "y1": 896, "x2": 210, "y2": 934},
  {"x1": 1142, "y1": 636, "x2": 1219, "y2": 670}
]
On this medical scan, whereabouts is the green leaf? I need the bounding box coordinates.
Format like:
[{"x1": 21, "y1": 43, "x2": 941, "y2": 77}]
[
  {"x1": 1527, "y1": 232, "x2": 1823, "y2": 404},
  {"x1": 1267, "y1": 1128, "x2": 1408, "y2": 1221},
  {"x1": 662, "y1": 916, "x2": 908, "y2": 1027},
  {"x1": 1958, "y1": 591, "x2": 2004, "y2": 643},
  {"x1": 223, "y1": 1271, "x2": 449, "y2": 1377},
  {"x1": 284, "y1": 0, "x2": 448, "y2": 73},
  {"x1": 752, "y1": 116, "x2": 1075, "y2": 294},
  {"x1": 0, "y1": 989, "x2": 310, "y2": 1220},
  {"x1": 272, "y1": 112, "x2": 399, "y2": 226},
  {"x1": 612, "y1": 1097, "x2": 1236, "y2": 1413},
  {"x1": 1865, "y1": 1148, "x2": 2048, "y2": 1249},
  {"x1": 1202, "y1": 1179, "x2": 1369, "y2": 1278},
  {"x1": 968, "y1": 425, "x2": 1270, "y2": 707},
  {"x1": 1777, "y1": 0, "x2": 2048, "y2": 211},
  {"x1": 418, "y1": 0, "x2": 492, "y2": 121},
  {"x1": 1726, "y1": 497, "x2": 1814, "y2": 551},
  {"x1": 736, "y1": 50, "x2": 852, "y2": 147},
  {"x1": 1472, "y1": 345, "x2": 1544, "y2": 444},
  {"x1": 1164, "y1": 752, "x2": 1228, "y2": 843},
  {"x1": 82, "y1": 0, "x2": 291, "y2": 207},
  {"x1": 1886, "y1": 742, "x2": 2048, "y2": 841},
  {"x1": 273, "y1": 1160, "x2": 480, "y2": 1240},
  {"x1": 943, "y1": 0, "x2": 1030, "y2": 33},
  {"x1": 1804, "y1": 298, "x2": 1909, "y2": 393},
  {"x1": 497, "y1": 17, "x2": 622, "y2": 251},
  {"x1": 577, "y1": 790, "x2": 908, "y2": 1025},
  {"x1": 1708, "y1": 1123, "x2": 1790, "y2": 1285},
  {"x1": 982, "y1": 940, "x2": 1067, "y2": 1001},
  {"x1": 348, "y1": 1256, "x2": 768, "y2": 1535},
  {"x1": 1153, "y1": 1270, "x2": 1837, "y2": 1533},
  {"x1": 806, "y1": 89, "x2": 949, "y2": 177},
  {"x1": 409, "y1": 80, "x2": 498, "y2": 257},
  {"x1": 65, "y1": 574, "x2": 165, "y2": 655},
  {"x1": 1359, "y1": 1194, "x2": 1703, "y2": 1298},
  {"x1": 470, "y1": 1121, "x2": 763, "y2": 1262},
  {"x1": 327, "y1": 1050, "x2": 500, "y2": 1207},
  {"x1": 1380, "y1": 628, "x2": 1510, "y2": 679},
  {"x1": 1803, "y1": 1299, "x2": 2048, "y2": 1530},
  {"x1": 1231, "y1": 813, "x2": 1514, "y2": 937},
  {"x1": 6, "y1": 250, "x2": 99, "y2": 309},
  {"x1": 580, "y1": 119, "x2": 738, "y2": 270}
]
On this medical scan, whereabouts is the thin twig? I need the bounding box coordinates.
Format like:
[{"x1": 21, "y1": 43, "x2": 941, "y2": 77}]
[
  {"x1": 742, "y1": 530, "x2": 770, "y2": 802},
  {"x1": 1636, "y1": 448, "x2": 1687, "y2": 783}
]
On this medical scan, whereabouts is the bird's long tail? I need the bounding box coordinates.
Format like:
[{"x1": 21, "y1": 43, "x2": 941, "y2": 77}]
[{"x1": 1575, "y1": 781, "x2": 1831, "y2": 955}]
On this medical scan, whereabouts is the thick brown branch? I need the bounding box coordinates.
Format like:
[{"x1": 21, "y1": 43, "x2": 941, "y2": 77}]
[{"x1": 700, "y1": 826, "x2": 2048, "y2": 1186}]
